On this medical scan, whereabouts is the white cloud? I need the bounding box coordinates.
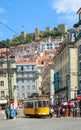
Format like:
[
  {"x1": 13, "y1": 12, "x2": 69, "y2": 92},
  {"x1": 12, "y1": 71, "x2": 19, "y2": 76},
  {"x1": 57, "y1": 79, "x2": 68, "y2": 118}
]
[
  {"x1": 50, "y1": 0, "x2": 81, "y2": 26},
  {"x1": 0, "y1": 7, "x2": 4, "y2": 14},
  {"x1": 52, "y1": 0, "x2": 81, "y2": 14},
  {"x1": 51, "y1": 0, "x2": 81, "y2": 14}
]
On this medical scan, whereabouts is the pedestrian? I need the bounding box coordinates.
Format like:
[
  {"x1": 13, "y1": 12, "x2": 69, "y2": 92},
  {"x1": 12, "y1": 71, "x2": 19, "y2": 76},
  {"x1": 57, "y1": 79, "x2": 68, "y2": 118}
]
[
  {"x1": 5, "y1": 106, "x2": 10, "y2": 119},
  {"x1": 57, "y1": 106, "x2": 61, "y2": 117},
  {"x1": 10, "y1": 107, "x2": 17, "y2": 119},
  {"x1": 50, "y1": 106, "x2": 54, "y2": 118}
]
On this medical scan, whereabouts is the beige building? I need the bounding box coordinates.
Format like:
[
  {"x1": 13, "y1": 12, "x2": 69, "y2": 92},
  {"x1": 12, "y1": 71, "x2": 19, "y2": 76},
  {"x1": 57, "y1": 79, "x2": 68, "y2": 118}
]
[
  {"x1": 36, "y1": 55, "x2": 53, "y2": 95},
  {"x1": 0, "y1": 49, "x2": 16, "y2": 101},
  {"x1": 54, "y1": 42, "x2": 77, "y2": 105},
  {"x1": 42, "y1": 63, "x2": 54, "y2": 105}
]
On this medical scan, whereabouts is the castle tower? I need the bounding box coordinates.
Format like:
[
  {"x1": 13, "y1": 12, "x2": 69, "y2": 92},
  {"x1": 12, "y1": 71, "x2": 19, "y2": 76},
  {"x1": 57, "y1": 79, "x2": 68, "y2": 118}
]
[
  {"x1": 35, "y1": 28, "x2": 40, "y2": 40},
  {"x1": 46, "y1": 26, "x2": 51, "y2": 32},
  {"x1": 58, "y1": 24, "x2": 67, "y2": 33},
  {"x1": 21, "y1": 31, "x2": 27, "y2": 40}
]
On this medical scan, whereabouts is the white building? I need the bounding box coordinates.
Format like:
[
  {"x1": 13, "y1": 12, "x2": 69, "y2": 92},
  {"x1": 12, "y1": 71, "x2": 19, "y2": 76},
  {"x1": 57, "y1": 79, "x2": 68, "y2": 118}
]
[{"x1": 16, "y1": 58, "x2": 37, "y2": 99}]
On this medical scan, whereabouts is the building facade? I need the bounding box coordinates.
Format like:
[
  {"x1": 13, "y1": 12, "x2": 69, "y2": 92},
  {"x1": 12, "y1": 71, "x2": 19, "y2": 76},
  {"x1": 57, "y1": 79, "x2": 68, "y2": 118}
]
[
  {"x1": 75, "y1": 8, "x2": 81, "y2": 96},
  {"x1": 42, "y1": 63, "x2": 54, "y2": 105},
  {"x1": 0, "y1": 52, "x2": 16, "y2": 100},
  {"x1": 16, "y1": 58, "x2": 37, "y2": 99},
  {"x1": 54, "y1": 42, "x2": 77, "y2": 105}
]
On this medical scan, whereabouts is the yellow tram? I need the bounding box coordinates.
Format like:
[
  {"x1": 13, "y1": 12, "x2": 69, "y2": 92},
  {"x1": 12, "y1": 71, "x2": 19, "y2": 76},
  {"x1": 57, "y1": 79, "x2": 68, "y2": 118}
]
[{"x1": 23, "y1": 96, "x2": 50, "y2": 117}]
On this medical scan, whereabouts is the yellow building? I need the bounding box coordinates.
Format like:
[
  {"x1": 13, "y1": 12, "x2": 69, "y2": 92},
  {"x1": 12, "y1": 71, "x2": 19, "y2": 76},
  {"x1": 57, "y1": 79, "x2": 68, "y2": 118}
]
[{"x1": 54, "y1": 43, "x2": 77, "y2": 104}]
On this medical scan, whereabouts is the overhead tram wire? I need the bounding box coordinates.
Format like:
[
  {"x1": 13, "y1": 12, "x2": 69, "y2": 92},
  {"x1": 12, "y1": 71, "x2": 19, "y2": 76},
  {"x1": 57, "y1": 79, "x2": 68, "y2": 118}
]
[{"x1": 0, "y1": 20, "x2": 19, "y2": 35}]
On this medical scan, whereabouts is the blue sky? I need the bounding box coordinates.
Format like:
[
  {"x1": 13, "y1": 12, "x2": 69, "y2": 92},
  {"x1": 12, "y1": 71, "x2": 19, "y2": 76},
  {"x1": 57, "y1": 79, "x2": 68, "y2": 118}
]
[{"x1": 0, "y1": 0, "x2": 81, "y2": 41}]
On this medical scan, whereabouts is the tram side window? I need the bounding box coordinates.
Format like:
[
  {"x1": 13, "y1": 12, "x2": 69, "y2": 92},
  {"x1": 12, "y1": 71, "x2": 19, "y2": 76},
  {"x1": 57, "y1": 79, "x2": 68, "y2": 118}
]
[
  {"x1": 24, "y1": 102, "x2": 28, "y2": 108},
  {"x1": 38, "y1": 101, "x2": 42, "y2": 107},
  {"x1": 27, "y1": 102, "x2": 33, "y2": 108},
  {"x1": 43, "y1": 101, "x2": 46, "y2": 107},
  {"x1": 47, "y1": 101, "x2": 49, "y2": 107}
]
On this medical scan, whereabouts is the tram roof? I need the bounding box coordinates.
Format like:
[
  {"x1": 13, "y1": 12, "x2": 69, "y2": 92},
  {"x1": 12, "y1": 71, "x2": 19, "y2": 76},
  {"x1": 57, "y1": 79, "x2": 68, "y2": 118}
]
[{"x1": 23, "y1": 96, "x2": 49, "y2": 102}]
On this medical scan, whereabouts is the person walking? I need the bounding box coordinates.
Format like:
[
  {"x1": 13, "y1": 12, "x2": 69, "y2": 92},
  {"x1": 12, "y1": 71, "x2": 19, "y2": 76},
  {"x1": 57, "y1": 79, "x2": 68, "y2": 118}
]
[
  {"x1": 50, "y1": 106, "x2": 54, "y2": 118},
  {"x1": 5, "y1": 106, "x2": 10, "y2": 119}
]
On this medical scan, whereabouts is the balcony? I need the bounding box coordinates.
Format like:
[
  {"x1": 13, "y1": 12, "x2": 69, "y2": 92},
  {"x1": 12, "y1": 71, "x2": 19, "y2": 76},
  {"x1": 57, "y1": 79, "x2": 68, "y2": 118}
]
[{"x1": 0, "y1": 63, "x2": 16, "y2": 70}]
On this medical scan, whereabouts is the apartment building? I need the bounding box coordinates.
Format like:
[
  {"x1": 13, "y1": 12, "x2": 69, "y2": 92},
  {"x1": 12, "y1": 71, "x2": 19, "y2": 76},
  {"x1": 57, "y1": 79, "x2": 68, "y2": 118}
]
[
  {"x1": 16, "y1": 58, "x2": 37, "y2": 99},
  {"x1": 39, "y1": 39, "x2": 62, "y2": 52}
]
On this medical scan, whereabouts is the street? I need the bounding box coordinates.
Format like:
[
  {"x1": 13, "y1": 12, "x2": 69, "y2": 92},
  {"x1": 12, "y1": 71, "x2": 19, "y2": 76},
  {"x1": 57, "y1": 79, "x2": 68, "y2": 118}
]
[{"x1": 0, "y1": 115, "x2": 81, "y2": 130}]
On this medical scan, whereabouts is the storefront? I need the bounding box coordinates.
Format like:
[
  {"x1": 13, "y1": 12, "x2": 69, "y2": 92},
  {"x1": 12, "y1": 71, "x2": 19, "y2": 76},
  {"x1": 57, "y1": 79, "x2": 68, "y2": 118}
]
[{"x1": 0, "y1": 99, "x2": 7, "y2": 110}]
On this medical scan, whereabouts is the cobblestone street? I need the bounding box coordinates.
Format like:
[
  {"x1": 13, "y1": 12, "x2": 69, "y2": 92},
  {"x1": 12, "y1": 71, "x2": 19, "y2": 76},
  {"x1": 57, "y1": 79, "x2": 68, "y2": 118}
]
[{"x1": 0, "y1": 110, "x2": 81, "y2": 130}]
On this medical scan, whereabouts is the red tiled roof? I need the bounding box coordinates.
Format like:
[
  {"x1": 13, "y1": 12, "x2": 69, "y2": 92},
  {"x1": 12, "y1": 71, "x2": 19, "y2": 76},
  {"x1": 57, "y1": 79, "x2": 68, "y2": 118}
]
[
  {"x1": 37, "y1": 56, "x2": 53, "y2": 64},
  {"x1": 16, "y1": 58, "x2": 36, "y2": 64}
]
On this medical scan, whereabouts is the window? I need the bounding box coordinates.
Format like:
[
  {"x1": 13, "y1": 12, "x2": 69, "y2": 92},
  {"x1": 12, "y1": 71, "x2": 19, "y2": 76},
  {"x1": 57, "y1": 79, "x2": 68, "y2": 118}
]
[
  {"x1": 21, "y1": 79, "x2": 24, "y2": 82},
  {"x1": 0, "y1": 81, "x2": 4, "y2": 86},
  {"x1": 32, "y1": 85, "x2": 35, "y2": 90},
  {"x1": 17, "y1": 79, "x2": 20, "y2": 82},
  {"x1": 32, "y1": 66, "x2": 34, "y2": 70},
  {"x1": 3, "y1": 72, "x2": 6, "y2": 77},
  {"x1": 27, "y1": 65, "x2": 29, "y2": 69},
  {"x1": 21, "y1": 66, "x2": 23, "y2": 71},
  {"x1": 43, "y1": 101, "x2": 46, "y2": 107},
  {"x1": 0, "y1": 62, "x2": 3, "y2": 67},
  {"x1": 22, "y1": 93, "x2": 25, "y2": 98},
  {"x1": 1, "y1": 91, "x2": 5, "y2": 97},
  {"x1": 22, "y1": 86, "x2": 24, "y2": 90},
  {"x1": 27, "y1": 86, "x2": 30, "y2": 90},
  {"x1": 79, "y1": 45, "x2": 81, "y2": 55},
  {"x1": 26, "y1": 102, "x2": 33, "y2": 108},
  {"x1": 17, "y1": 66, "x2": 21, "y2": 70},
  {"x1": 79, "y1": 62, "x2": 81, "y2": 71},
  {"x1": 0, "y1": 72, "x2": 2, "y2": 77},
  {"x1": 38, "y1": 101, "x2": 42, "y2": 107},
  {"x1": 79, "y1": 80, "x2": 81, "y2": 89}
]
